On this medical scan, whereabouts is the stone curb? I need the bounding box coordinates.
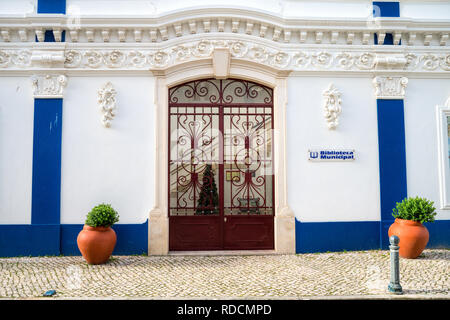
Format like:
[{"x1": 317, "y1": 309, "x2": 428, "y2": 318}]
[{"x1": 2, "y1": 294, "x2": 449, "y2": 300}]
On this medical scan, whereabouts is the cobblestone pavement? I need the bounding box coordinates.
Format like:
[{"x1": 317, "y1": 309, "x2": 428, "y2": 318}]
[{"x1": 0, "y1": 249, "x2": 448, "y2": 299}]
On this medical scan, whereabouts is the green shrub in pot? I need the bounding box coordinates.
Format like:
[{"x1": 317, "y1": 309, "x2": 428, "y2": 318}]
[
  {"x1": 85, "y1": 203, "x2": 120, "y2": 227},
  {"x1": 392, "y1": 196, "x2": 436, "y2": 223}
]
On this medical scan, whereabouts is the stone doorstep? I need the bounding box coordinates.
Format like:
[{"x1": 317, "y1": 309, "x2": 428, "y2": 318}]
[{"x1": 168, "y1": 250, "x2": 278, "y2": 256}]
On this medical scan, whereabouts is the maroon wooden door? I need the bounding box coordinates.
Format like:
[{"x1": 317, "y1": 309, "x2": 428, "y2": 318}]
[{"x1": 168, "y1": 79, "x2": 274, "y2": 251}]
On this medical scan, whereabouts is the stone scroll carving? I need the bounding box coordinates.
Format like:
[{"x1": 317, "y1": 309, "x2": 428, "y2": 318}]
[
  {"x1": 0, "y1": 44, "x2": 449, "y2": 73},
  {"x1": 323, "y1": 83, "x2": 342, "y2": 129},
  {"x1": 97, "y1": 82, "x2": 117, "y2": 127}
]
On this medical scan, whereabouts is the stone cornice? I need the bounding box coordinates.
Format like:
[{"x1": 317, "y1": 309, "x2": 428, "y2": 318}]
[
  {"x1": 0, "y1": 9, "x2": 449, "y2": 46},
  {"x1": 0, "y1": 36, "x2": 448, "y2": 75}
]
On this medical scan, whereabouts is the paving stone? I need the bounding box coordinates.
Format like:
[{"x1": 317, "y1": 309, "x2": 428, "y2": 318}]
[{"x1": 0, "y1": 250, "x2": 448, "y2": 298}]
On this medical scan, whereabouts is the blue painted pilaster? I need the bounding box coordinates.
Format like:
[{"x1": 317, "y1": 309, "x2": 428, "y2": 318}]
[
  {"x1": 31, "y1": 98, "x2": 63, "y2": 226},
  {"x1": 29, "y1": 98, "x2": 63, "y2": 256},
  {"x1": 372, "y1": 2, "x2": 405, "y2": 249},
  {"x1": 36, "y1": 0, "x2": 66, "y2": 43},
  {"x1": 373, "y1": 1, "x2": 400, "y2": 45},
  {"x1": 373, "y1": 1, "x2": 400, "y2": 18},
  {"x1": 37, "y1": 0, "x2": 66, "y2": 14},
  {"x1": 377, "y1": 99, "x2": 408, "y2": 249}
]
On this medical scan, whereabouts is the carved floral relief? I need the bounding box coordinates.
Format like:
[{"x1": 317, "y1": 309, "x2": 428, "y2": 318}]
[{"x1": 97, "y1": 82, "x2": 117, "y2": 127}]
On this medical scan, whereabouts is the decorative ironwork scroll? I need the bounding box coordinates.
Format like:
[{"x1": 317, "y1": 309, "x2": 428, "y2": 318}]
[{"x1": 169, "y1": 79, "x2": 274, "y2": 217}]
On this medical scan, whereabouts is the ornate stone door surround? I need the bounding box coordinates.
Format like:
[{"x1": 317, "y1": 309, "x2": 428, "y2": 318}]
[{"x1": 148, "y1": 52, "x2": 296, "y2": 255}]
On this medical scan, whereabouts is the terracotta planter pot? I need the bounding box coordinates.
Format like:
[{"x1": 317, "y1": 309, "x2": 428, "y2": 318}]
[
  {"x1": 77, "y1": 225, "x2": 117, "y2": 264},
  {"x1": 388, "y1": 218, "x2": 429, "y2": 259}
]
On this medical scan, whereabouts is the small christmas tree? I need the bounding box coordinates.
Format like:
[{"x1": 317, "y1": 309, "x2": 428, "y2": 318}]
[{"x1": 196, "y1": 164, "x2": 219, "y2": 215}]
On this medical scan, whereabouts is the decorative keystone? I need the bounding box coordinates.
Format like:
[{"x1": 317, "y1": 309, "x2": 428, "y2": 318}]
[{"x1": 212, "y1": 48, "x2": 230, "y2": 79}]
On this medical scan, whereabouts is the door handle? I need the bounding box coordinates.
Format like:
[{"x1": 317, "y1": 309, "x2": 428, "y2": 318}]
[{"x1": 224, "y1": 217, "x2": 227, "y2": 222}]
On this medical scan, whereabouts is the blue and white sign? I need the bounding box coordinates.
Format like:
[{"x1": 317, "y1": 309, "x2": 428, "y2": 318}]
[{"x1": 308, "y1": 149, "x2": 355, "y2": 161}]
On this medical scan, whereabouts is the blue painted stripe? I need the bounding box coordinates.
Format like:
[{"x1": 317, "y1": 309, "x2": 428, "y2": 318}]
[
  {"x1": 37, "y1": 0, "x2": 66, "y2": 14},
  {"x1": 36, "y1": 0, "x2": 66, "y2": 42},
  {"x1": 295, "y1": 220, "x2": 380, "y2": 253},
  {"x1": 0, "y1": 225, "x2": 60, "y2": 257},
  {"x1": 61, "y1": 222, "x2": 148, "y2": 255},
  {"x1": 376, "y1": 99, "x2": 407, "y2": 248},
  {"x1": 0, "y1": 219, "x2": 446, "y2": 257},
  {"x1": 31, "y1": 99, "x2": 63, "y2": 225},
  {"x1": 0, "y1": 221, "x2": 148, "y2": 257},
  {"x1": 425, "y1": 220, "x2": 450, "y2": 248},
  {"x1": 294, "y1": 219, "x2": 450, "y2": 253},
  {"x1": 373, "y1": 2, "x2": 399, "y2": 45},
  {"x1": 377, "y1": 99, "x2": 408, "y2": 222},
  {"x1": 373, "y1": 2, "x2": 400, "y2": 17}
]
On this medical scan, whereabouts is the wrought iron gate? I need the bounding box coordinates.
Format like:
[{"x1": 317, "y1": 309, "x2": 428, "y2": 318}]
[{"x1": 168, "y1": 79, "x2": 274, "y2": 250}]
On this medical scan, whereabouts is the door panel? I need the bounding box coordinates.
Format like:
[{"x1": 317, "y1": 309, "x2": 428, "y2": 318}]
[
  {"x1": 224, "y1": 216, "x2": 274, "y2": 250},
  {"x1": 169, "y1": 216, "x2": 222, "y2": 251}
]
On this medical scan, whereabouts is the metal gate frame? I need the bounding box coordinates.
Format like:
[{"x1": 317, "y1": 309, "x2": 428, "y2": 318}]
[{"x1": 168, "y1": 78, "x2": 275, "y2": 251}]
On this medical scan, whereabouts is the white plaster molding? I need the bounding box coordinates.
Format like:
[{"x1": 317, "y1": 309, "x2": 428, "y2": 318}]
[
  {"x1": 35, "y1": 29, "x2": 44, "y2": 42},
  {"x1": 0, "y1": 10, "x2": 448, "y2": 47},
  {"x1": 1, "y1": 30, "x2": 10, "y2": 42},
  {"x1": 4, "y1": 39, "x2": 450, "y2": 73},
  {"x1": 0, "y1": 39, "x2": 449, "y2": 75},
  {"x1": 58, "y1": 45, "x2": 447, "y2": 73},
  {"x1": 436, "y1": 98, "x2": 450, "y2": 210},
  {"x1": 323, "y1": 83, "x2": 342, "y2": 130},
  {"x1": 31, "y1": 74, "x2": 67, "y2": 98},
  {"x1": 440, "y1": 33, "x2": 449, "y2": 46},
  {"x1": 97, "y1": 81, "x2": 117, "y2": 128},
  {"x1": 372, "y1": 76, "x2": 408, "y2": 100},
  {"x1": 408, "y1": 32, "x2": 416, "y2": 46}
]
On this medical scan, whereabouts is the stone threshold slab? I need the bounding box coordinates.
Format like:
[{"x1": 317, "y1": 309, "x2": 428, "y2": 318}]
[{"x1": 168, "y1": 250, "x2": 278, "y2": 256}]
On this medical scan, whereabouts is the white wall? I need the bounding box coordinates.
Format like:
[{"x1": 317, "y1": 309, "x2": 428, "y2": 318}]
[
  {"x1": 66, "y1": 0, "x2": 371, "y2": 18},
  {"x1": 287, "y1": 76, "x2": 380, "y2": 222},
  {"x1": 61, "y1": 76, "x2": 155, "y2": 224},
  {"x1": 0, "y1": 77, "x2": 34, "y2": 224},
  {"x1": 282, "y1": 0, "x2": 371, "y2": 18},
  {"x1": 0, "y1": 0, "x2": 36, "y2": 15},
  {"x1": 404, "y1": 78, "x2": 450, "y2": 221},
  {"x1": 401, "y1": 1, "x2": 450, "y2": 19}
]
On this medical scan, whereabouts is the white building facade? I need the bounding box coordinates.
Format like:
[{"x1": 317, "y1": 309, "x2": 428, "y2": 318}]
[{"x1": 0, "y1": 0, "x2": 449, "y2": 256}]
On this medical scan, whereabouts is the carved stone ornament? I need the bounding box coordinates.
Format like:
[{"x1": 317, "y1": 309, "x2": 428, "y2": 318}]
[
  {"x1": 31, "y1": 50, "x2": 65, "y2": 68},
  {"x1": 372, "y1": 76, "x2": 408, "y2": 99},
  {"x1": 31, "y1": 74, "x2": 67, "y2": 98},
  {"x1": 97, "y1": 82, "x2": 117, "y2": 127},
  {"x1": 374, "y1": 54, "x2": 408, "y2": 70},
  {"x1": 323, "y1": 83, "x2": 342, "y2": 129}
]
